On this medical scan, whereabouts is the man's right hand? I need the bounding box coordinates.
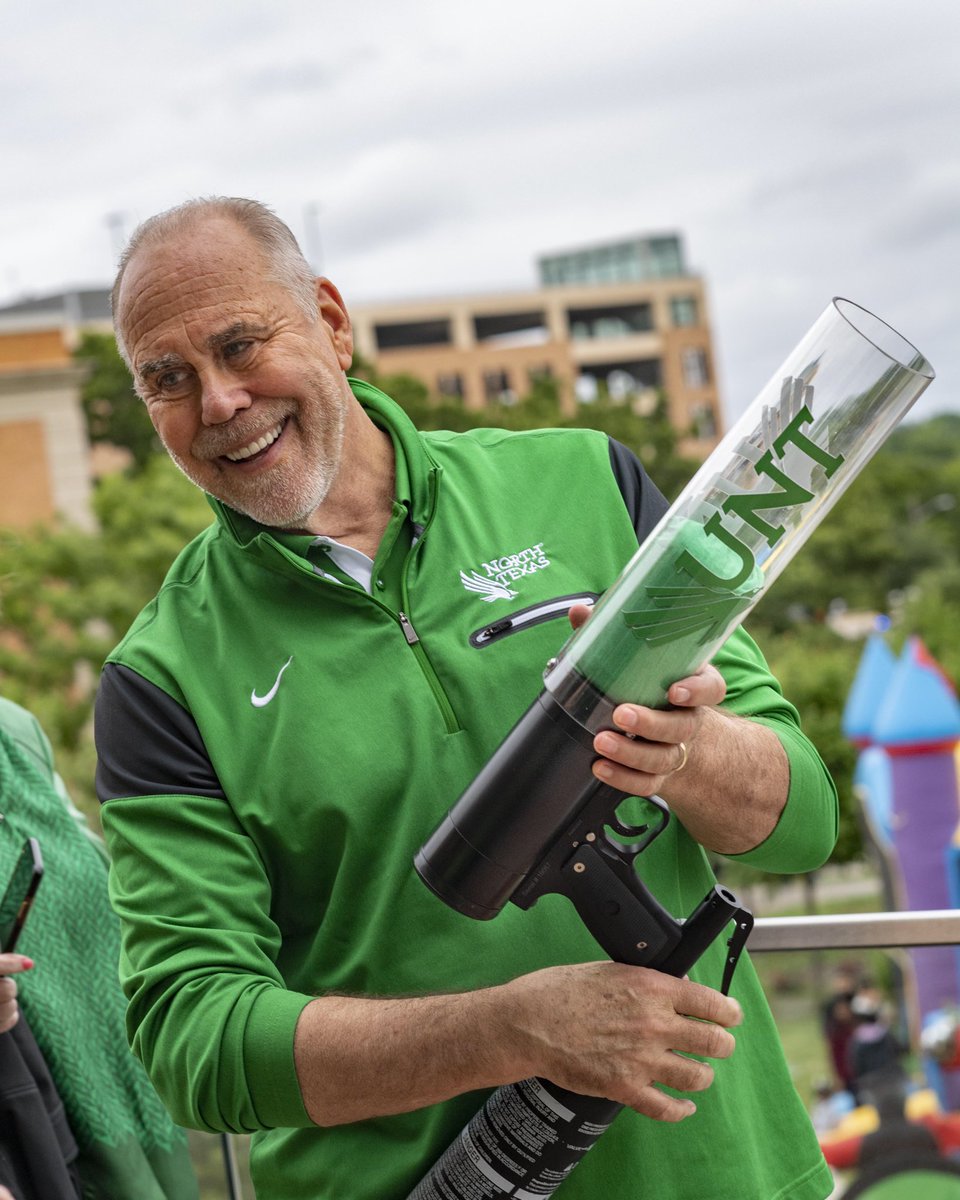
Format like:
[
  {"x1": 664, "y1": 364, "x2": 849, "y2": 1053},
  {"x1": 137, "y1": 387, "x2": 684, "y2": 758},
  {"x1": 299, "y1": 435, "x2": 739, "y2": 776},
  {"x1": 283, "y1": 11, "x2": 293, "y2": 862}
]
[
  {"x1": 493, "y1": 961, "x2": 741, "y2": 1121},
  {"x1": 294, "y1": 959, "x2": 741, "y2": 1126}
]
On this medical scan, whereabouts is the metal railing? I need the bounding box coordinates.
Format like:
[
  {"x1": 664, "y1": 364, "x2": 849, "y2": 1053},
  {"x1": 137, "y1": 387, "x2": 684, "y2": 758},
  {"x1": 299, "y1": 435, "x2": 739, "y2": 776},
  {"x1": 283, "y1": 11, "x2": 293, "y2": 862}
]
[
  {"x1": 221, "y1": 1133, "x2": 243, "y2": 1200},
  {"x1": 750, "y1": 909, "x2": 960, "y2": 952}
]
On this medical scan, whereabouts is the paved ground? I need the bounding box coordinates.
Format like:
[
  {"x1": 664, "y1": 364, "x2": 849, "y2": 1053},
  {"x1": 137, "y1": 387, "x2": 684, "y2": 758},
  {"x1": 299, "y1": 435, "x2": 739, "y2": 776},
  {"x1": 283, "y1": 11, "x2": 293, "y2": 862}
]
[{"x1": 736, "y1": 861, "x2": 882, "y2": 918}]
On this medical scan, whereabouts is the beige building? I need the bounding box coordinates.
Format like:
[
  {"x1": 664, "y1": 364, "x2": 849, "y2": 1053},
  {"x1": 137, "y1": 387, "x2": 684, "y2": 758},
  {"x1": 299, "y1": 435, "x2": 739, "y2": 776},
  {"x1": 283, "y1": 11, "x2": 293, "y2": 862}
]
[
  {"x1": 0, "y1": 235, "x2": 722, "y2": 530},
  {"x1": 0, "y1": 295, "x2": 104, "y2": 530},
  {"x1": 349, "y1": 234, "x2": 723, "y2": 454}
]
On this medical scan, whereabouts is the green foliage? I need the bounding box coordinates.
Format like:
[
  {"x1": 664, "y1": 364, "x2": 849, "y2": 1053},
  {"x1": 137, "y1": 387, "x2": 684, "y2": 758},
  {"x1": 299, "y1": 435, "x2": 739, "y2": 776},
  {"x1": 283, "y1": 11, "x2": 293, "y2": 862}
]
[
  {"x1": 751, "y1": 625, "x2": 862, "y2": 862},
  {"x1": 896, "y1": 561, "x2": 960, "y2": 685},
  {"x1": 75, "y1": 331, "x2": 160, "y2": 470},
  {"x1": 0, "y1": 459, "x2": 212, "y2": 819},
  {"x1": 740, "y1": 411, "x2": 960, "y2": 875},
  {"x1": 6, "y1": 334, "x2": 960, "y2": 880}
]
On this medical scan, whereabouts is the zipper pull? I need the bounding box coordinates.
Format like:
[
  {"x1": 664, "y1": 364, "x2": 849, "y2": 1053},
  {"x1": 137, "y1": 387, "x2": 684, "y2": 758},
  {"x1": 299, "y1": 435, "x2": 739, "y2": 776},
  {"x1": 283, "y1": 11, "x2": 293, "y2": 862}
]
[
  {"x1": 481, "y1": 618, "x2": 513, "y2": 640},
  {"x1": 399, "y1": 611, "x2": 420, "y2": 645}
]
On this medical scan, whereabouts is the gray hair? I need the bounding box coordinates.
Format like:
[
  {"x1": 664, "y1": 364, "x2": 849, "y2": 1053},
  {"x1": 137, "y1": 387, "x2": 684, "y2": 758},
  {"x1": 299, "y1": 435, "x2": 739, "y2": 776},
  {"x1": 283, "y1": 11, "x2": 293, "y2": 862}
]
[{"x1": 112, "y1": 196, "x2": 318, "y2": 365}]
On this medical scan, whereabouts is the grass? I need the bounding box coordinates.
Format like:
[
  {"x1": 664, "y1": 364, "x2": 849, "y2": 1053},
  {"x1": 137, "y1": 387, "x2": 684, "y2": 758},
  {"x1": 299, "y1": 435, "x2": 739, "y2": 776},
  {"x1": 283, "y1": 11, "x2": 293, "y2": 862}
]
[{"x1": 750, "y1": 879, "x2": 906, "y2": 1106}]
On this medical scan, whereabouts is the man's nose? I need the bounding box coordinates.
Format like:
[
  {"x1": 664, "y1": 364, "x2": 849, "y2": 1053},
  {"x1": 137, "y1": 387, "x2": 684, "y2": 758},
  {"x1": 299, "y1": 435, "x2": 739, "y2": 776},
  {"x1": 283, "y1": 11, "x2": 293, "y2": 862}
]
[{"x1": 199, "y1": 368, "x2": 252, "y2": 425}]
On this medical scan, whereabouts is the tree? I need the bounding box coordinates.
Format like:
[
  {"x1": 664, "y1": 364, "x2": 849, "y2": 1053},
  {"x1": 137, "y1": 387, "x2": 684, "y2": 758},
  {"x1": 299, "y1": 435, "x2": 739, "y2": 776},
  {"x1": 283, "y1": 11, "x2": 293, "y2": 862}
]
[
  {"x1": 350, "y1": 355, "x2": 699, "y2": 501},
  {"x1": 0, "y1": 458, "x2": 211, "y2": 820},
  {"x1": 74, "y1": 331, "x2": 160, "y2": 470}
]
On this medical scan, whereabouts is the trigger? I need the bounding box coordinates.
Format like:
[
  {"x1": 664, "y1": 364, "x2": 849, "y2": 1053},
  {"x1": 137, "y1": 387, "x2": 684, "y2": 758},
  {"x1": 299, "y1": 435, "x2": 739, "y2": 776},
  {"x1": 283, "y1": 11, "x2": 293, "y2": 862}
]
[{"x1": 604, "y1": 795, "x2": 671, "y2": 858}]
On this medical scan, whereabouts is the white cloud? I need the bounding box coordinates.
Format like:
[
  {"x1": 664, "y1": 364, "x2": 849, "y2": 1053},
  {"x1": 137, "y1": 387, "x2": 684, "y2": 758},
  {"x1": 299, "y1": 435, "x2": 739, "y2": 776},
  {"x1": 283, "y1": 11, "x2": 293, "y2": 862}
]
[{"x1": 0, "y1": 0, "x2": 956, "y2": 421}]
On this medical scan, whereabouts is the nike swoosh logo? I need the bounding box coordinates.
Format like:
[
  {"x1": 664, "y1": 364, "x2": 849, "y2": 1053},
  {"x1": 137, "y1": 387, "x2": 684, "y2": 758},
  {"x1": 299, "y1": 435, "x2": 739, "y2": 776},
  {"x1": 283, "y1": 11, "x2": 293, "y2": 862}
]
[{"x1": 251, "y1": 656, "x2": 293, "y2": 708}]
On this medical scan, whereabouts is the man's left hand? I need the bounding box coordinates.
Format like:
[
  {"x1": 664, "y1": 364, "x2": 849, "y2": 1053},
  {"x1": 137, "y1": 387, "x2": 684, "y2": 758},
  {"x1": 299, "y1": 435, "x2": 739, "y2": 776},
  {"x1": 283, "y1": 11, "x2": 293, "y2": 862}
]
[
  {"x1": 567, "y1": 601, "x2": 789, "y2": 852},
  {"x1": 590, "y1": 665, "x2": 726, "y2": 798},
  {"x1": 567, "y1": 600, "x2": 724, "y2": 800}
]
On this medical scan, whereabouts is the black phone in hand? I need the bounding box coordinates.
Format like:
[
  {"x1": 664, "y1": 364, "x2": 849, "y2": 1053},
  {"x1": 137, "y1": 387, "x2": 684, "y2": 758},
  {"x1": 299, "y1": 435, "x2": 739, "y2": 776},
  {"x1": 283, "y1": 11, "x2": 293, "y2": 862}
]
[{"x1": 0, "y1": 837, "x2": 43, "y2": 953}]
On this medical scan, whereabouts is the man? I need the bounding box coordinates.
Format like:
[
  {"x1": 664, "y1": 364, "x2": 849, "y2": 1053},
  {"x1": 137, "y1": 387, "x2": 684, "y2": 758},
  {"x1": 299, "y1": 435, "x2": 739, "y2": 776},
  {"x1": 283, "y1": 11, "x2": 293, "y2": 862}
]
[{"x1": 96, "y1": 197, "x2": 838, "y2": 1199}]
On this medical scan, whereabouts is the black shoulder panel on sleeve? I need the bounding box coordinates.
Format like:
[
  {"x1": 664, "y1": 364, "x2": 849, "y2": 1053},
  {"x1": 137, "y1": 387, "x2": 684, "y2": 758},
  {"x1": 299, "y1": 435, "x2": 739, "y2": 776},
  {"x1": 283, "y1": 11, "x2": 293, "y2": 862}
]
[
  {"x1": 95, "y1": 663, "x2": 225, "y2": 802},
  {"x1": 607, "y1": 438, "x2": 670, "y2": 544}
]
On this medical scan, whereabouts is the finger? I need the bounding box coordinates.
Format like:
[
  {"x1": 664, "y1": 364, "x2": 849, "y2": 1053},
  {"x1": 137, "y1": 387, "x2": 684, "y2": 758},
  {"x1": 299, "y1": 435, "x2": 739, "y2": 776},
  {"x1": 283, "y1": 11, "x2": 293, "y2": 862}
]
[
  {"x1": 595, "y1": 730, "x2": 687, "y2": 778},
  {"x1": 0, "y1": 977, "x2": 19, "y2": 1033},
  {"x1": 667, "y1": 664, "x2": 726, "y2": 707},
  {"x1": 630, "y1": 1086, "x2": 697, "y2": 1123},
  {"x1": 567, "y1": 603, "x2": 593, "y2": 631},
  {"x1": 611, "y1": 703, "x2": 699, "y2": 744},
  {"x1": 0, "y1": 954, "x2": 33, "y2": 977},
  {"x1": 673, "y1": 1021, "x2": 737, "y2": 1061},
  {"x1": 674, "y1": 981, "x2": 743, "y2": 1029},
  {"x1": 655, "y1": 1052, "x2": 715, "y2": 1094}
]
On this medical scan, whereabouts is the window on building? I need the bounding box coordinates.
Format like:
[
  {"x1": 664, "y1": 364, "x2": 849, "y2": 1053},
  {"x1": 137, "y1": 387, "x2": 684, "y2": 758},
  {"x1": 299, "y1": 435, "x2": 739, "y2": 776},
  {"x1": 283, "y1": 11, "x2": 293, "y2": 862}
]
[
  {"x1": 607, "y1": 370, "x2": 639, "y2": 402},
  {"x1": 437, "y1": 373, "x2": 463, "y2": 399},
  {"x1": 537, "y1": 234, "x2": 687, "y2": 287},
  {"x1": 681, "y1": 347, "x2": 710, "y2": 388},
  {"x1": 374, "y1": 319, "x2": 451, "y2": 350},
  {"x1": 670, "y1": 296, "x2": 699, "y2": 327},
  {"x1": 690, "y1": 404, "x2": 718, "y2": 439},
  {"x1": 576, "y1": 359, "x2": 661, "y2": 403},
  {"x1": 474, "y1": 311, "x2": 548, "y2": 345},
  {"x1": 649, "y1": 236, "x2": 684, "y2": 278},
  {"x1": 484, "y1": 370, "x2": 516, "y2": 405},
  {"x1": 565, "y1": 303, "x2": 653, "y2": 339},
  {"x1": 574, "y1": 374, "x2": 599, "y2": 404}
]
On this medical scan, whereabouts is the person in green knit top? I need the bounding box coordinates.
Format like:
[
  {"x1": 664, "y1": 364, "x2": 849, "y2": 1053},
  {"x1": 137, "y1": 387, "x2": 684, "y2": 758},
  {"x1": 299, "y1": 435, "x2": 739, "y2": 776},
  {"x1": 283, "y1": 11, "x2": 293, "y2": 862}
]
[
  {"x1": 95, "y1": 196, "x2": 839, "y2": 1199},
  {"x1": 0, "y1": 696, "x2": 198, "y2": 1199}
]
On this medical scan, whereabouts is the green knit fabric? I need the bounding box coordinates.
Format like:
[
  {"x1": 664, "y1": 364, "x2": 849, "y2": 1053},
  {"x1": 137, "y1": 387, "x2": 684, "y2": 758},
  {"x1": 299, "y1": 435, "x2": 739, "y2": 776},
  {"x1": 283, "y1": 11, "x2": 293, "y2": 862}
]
[{"x1": 0, "y1": 705, "x2": 198, "y2": 1200}]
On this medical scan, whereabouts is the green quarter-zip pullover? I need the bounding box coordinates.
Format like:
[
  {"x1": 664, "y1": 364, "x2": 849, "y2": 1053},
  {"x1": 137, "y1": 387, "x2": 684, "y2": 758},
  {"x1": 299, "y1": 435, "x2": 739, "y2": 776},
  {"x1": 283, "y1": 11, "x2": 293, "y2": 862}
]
[{"x1": 97, "y1": 382, "x2": 836, "y2": 1200}]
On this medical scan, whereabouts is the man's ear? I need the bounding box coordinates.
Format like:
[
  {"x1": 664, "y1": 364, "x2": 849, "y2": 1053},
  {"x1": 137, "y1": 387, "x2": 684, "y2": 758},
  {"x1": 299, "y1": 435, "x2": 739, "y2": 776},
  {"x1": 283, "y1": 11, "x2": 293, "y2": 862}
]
[{"x1": 316, "y1": 277, "x2": 354, "y2": 371}]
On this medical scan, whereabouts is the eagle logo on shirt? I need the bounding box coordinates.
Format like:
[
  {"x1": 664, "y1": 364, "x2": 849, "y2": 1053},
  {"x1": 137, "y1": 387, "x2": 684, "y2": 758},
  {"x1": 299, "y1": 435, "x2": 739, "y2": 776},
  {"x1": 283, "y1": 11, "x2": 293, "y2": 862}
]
[
  {"x1": 459, "y1": 570, "x2": 518, "y2": 602},
  {"x1": 460, "y1": 543, "x2": 551, "y2": 603}
]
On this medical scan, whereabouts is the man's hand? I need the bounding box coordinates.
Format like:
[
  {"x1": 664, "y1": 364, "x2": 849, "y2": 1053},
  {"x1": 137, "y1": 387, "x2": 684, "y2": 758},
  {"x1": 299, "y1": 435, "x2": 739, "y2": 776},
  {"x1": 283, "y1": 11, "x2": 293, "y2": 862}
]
[
  {"x1": 295, "y1": 960, "x2": 742, "y2": 1126},
  {"x1": 567, "y1": 602, "x2": 789, "y2": 854},
  {"x1": 568, "y1": 601, "x2": 724, "y2": 799},
  {"x1": 592, "y1": 666, "x2": 726, "y2": 798},
  {"x1": 497, "y1": 961, "x2": 742, "y2": 1120}
]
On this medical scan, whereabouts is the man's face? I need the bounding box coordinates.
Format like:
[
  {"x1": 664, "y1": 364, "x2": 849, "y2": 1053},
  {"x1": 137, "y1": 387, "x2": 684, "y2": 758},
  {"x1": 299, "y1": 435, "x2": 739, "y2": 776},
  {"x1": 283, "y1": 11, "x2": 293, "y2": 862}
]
[{"x1": 118, "y1": 217, "x2": 354, "y2": 530}]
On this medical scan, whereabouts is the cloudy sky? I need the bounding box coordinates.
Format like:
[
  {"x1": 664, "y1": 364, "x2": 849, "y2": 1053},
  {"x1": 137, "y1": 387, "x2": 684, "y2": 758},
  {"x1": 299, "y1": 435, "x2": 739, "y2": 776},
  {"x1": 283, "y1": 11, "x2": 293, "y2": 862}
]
[{"x1": 2, "y1": 0, "x2": 957, "y2": 424}]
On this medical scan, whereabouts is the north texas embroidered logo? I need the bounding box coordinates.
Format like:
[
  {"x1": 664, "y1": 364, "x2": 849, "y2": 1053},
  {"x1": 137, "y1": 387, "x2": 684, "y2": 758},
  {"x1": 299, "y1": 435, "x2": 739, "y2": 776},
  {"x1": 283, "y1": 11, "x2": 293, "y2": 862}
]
[
  {"x1": 460, "y1": 542, "x2": 551, "y2": 602},
  {"x1": 251, "y1": 656, "x2": 293, "y2": 708}
]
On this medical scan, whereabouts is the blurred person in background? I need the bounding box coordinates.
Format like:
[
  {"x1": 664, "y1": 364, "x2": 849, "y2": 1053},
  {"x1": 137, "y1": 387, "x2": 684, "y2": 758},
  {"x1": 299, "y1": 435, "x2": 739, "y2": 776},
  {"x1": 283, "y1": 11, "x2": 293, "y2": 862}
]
[
  {"x1": 822, "y1": 966, "x2": 860, "y2": 1094},
  {"x1": 848, "y1": 982, "x2": 903, "y2": 1102}
]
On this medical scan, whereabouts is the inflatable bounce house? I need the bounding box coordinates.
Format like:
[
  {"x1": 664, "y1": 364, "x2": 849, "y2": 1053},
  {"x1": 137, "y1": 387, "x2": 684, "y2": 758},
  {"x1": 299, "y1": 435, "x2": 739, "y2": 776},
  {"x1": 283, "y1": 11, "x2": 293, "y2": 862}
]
[{"x1": 843, "y1": 631, "x2": 960, "y2": 1111}]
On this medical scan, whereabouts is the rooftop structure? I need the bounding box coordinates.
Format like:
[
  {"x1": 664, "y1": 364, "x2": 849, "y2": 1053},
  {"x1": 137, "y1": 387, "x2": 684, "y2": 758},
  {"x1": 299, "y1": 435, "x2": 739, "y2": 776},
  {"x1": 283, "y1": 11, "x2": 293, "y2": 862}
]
[{"x1": 350, "y1": 234, "x2": 722, "y2": 450}]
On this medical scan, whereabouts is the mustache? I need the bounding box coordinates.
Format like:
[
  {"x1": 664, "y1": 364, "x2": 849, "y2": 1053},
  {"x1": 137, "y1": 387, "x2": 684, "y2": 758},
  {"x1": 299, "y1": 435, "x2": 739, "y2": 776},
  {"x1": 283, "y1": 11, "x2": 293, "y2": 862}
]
[{"x1": 192, "y1": 406, "x2": 292, "y2": 458}]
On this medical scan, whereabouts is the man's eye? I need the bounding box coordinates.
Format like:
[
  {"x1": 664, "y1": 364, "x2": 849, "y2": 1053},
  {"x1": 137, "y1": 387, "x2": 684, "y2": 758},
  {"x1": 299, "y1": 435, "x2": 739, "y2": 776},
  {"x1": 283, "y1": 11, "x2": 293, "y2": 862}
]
[
  {"x1": 223, "y1": 340, "x2": 253, "y2": 361},
  {"x1": 157, "y1": 369, "x2": 188, "y2": 391}
]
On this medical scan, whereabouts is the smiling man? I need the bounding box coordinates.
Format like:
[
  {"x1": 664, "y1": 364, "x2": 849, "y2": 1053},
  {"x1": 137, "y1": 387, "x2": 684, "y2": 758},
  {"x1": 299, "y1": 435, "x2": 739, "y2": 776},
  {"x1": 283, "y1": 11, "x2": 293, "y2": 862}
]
[{"x1": 95, "y1": 197, "x2": 838, "y2": 1200}]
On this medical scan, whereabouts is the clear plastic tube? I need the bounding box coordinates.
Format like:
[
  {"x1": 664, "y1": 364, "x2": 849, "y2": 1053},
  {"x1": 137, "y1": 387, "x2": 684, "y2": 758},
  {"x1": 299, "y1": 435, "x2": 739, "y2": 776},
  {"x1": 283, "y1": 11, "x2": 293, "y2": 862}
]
[{"x1": 545, "y1": 298, "x2": 935, "y2": 730}]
